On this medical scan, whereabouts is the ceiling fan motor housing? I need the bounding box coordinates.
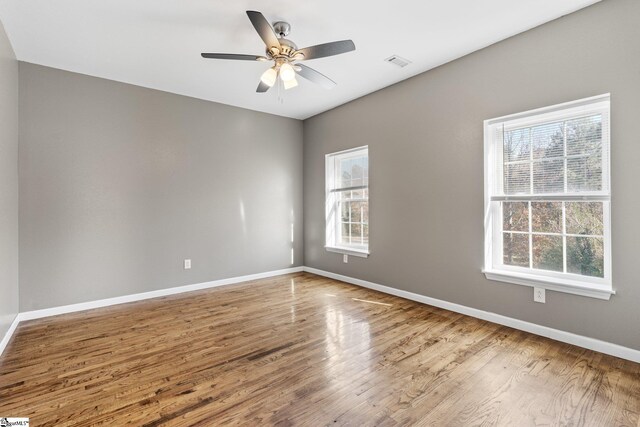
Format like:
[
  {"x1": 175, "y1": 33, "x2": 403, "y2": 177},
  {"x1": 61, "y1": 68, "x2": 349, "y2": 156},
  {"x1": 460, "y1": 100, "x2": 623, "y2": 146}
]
[
  {"x1": 277, "y1": 38, "x2": 298, "y2": 57},
  {"x1": 269, "y1": 22, "x2": 299, "y2": 58},
  {"x1": 273, "y1": 21, "x2": 291, "y2": 37}
]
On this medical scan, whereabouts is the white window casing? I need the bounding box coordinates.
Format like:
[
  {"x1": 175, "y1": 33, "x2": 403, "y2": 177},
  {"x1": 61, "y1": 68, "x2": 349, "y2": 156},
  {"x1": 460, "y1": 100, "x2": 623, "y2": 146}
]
[
  {"x1": 325, "y1": 146, "x2": 369, "y2": 257},
  {"x1": 484, "y1": 94, "x2": 613, "y2": 300}
]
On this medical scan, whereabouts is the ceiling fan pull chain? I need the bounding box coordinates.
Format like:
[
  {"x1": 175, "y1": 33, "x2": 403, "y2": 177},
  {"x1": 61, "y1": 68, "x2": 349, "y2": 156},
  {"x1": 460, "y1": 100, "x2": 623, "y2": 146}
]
[{"x1": 277, "y1": 78, "x2": 284, "y2": 104}]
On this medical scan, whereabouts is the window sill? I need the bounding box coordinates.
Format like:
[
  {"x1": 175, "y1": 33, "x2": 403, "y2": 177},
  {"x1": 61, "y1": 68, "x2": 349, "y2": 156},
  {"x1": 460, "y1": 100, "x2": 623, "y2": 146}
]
[
  {"x1": 325, "y1": 246, "x2": 369, "y2": 258},
  {"x1": 483, "y1": 269, "x2": 614, "y2": 300}
]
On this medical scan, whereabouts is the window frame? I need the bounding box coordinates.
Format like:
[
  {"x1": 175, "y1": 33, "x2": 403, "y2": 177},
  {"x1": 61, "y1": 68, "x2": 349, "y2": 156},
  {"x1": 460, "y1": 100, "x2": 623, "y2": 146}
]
[
  {"x1": 483, "y1": 94, "x2": 613, "y2": 300},
  {"x1": 325, "y1": 146, "x2": 370, "y2": 258}
]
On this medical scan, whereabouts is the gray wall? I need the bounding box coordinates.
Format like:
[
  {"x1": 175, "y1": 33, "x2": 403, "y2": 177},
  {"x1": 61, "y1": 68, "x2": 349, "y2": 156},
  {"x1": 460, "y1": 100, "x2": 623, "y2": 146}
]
[
  {"x1": 304, "y1": 0, "x2": 640, "y2": 350},
  {"x1": 19, "y1": 63, "x2": 303, "y2": 311},
  {"x1": 0, "y1": 20, "x2": 18, "y2": 338}
]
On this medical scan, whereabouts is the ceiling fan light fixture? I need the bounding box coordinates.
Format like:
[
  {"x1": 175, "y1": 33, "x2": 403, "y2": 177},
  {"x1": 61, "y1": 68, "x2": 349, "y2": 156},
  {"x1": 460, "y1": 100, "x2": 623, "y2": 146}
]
[
  {"x1": 279, "y1": 62, "x2": 296, "y2": 82},
  {"x1": 283, "y1": 76, "x2": 298, "y2": 90},
  {"x1": 260, "y1": 67, "x2": 277, "y2": 87}
]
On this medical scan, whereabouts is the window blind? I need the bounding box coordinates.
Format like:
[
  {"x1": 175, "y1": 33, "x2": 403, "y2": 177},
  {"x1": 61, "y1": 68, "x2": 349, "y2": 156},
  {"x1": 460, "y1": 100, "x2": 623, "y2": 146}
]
[{"x1": 492, "y1": 102, "x2": 610, "y2": 202}]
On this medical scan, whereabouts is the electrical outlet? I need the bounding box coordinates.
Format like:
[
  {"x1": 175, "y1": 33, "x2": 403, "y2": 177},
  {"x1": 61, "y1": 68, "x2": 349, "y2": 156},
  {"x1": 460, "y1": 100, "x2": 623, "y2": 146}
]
[
  {"x1": 343, "y1": 254, "x2": 349, "y2": 263},
  {"x1": 184, "y1": 259, "x2": 191, "y2": 270},
  {"x1": 534, "y1": 287, "x2": 546, "y2": 303}
]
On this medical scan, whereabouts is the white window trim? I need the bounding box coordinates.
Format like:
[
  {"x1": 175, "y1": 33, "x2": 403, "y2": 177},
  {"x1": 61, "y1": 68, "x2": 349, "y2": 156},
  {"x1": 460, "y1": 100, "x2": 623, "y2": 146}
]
[
  {"x1": 325, "y1": 246, "x2": 369, "y2": 258},
  {"x1": 483, "y1": 94, "x2": 613, "y2": 300},
  {"x1": 325, "y1": 146, "x2": 370, "y2": 258}
]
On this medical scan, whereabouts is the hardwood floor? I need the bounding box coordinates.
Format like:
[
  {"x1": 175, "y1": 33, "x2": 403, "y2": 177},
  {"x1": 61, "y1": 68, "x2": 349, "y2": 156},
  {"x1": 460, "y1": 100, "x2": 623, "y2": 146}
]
[{"x1": 1, "y1": 272, "x2": 639, "y2": 426}]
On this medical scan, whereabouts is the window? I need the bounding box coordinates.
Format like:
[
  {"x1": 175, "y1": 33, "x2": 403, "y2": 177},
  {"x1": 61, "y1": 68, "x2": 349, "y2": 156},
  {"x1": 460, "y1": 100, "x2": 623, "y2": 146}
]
[
  {"x1": 484, "y1": 95, "x2": 612, "y2": 299},
  {"x1": 325, "y1": 146, "x2": 369, "y2": 257}
]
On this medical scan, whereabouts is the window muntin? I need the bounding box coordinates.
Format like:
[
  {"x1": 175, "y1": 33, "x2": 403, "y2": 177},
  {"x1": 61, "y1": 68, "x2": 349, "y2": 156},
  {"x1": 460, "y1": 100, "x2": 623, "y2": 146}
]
[
  {"x1": 484, "y1": 95, "x2": 611, "y2": 295},
  {"x1": 326, "y1": 147, "x2": 369, "y2": 255}
]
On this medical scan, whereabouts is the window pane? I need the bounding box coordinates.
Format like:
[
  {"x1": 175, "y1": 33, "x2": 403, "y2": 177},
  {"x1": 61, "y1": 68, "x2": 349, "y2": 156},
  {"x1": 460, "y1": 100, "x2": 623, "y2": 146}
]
[
  {"x1": 533, "y1": 159, "x2": 564, "y2": 193},
  {"x1": 339, "y1": 159, "x2": 353, "y2": 188},
  {"x1": 531, "y1": 202, "x2": 562, "y2": 233},
  {"x1": 504, "y1": 163, "x2": 530, "y2": 194},
  {"x1": 503, "y1": 232, "x2": 529, "y2": 267},
  {"x1": 532, "y1": 235, "x2": 563, "y2": 272},
  {"x1": 350, "y1": 201, "x2": 362, "y2": 223},
  {"x1": 532, "y1": 121, "x2": 564, "y2": 160},
  {"x1": 504, "y1": 128, "x2": 531, "y2": 162},
  {"x1": 350, "y1": 159, "x2": 364, "y2": 187},
  {"x1": 567, "y1": 155, "x2": 602, "y2": 192},
  {"x1": 566, "y1": 202, "x2": 604, "y2": 236},
  {"x1": 351, "y1": 223, "x2": 362, "y2": 242},
  {"x1": 567, "y1": 236, "x2": 604, "y2": 278},
  {"x1": 566, "y1": 115, "x2": 602, "y2": 156},
  {"x1": 503, "y1": 202, "x2": 528, "y2": 232},
  {"x1": 341, "y1": 202, "x2": 349, "y2": 222},
  {"x1": 340, "y1": 223, "x2": 350, "y2": 245},
  {"x1": 363, "y1": 225, "x2": 369, "y2": 244},
  {"x1": 339, "y1": 156, "x2": 367, "y2": 188}
]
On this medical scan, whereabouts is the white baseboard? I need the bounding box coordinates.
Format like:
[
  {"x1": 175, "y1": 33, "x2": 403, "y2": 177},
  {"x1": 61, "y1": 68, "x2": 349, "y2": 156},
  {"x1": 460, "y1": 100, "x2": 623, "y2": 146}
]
[
  {"x1": 303, "y1": 266, "x2": 640, "y2": 364},
  {"x1": 3, "y1": 265, "x2": 638, "y2": 364},
  {"x1": 19, "y1": 267, "x2": 304, "y2": 322},
  {"x1": 0, "y1": 314, "x2": 20, "y2": 358},
  {"x1": 0, "y1": 266, "x2": 303, "y2": 358}
]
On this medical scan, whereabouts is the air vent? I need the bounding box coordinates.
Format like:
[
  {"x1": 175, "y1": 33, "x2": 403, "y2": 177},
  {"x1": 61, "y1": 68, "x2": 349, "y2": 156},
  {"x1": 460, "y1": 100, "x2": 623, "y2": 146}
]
[{"x1": 384, "y1": 55, "x2": 411, "y2": 68}]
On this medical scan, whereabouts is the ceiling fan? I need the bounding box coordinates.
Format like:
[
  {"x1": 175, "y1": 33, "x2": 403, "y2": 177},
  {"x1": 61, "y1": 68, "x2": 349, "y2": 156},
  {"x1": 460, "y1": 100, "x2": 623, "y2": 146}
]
[{"x1": 201, "y1": 11, "x2": 355, "y2": 93}]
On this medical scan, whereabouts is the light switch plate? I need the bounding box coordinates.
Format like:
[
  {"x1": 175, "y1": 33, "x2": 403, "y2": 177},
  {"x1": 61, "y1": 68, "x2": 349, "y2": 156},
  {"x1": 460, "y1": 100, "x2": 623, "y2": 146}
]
[{"x1": 184, "y1": 259, "x2": 191, "y2": 269}]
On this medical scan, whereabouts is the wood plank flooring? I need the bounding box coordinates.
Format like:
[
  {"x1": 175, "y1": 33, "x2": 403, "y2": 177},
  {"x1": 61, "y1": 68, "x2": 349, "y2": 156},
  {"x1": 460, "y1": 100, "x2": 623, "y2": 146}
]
[{"x1": 1, "y1": 272, "x2": 639, "y2": 426}]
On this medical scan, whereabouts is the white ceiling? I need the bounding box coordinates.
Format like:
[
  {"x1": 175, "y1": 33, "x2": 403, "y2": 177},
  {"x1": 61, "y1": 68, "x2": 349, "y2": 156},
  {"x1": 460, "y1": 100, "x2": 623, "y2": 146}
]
[{"x1": 0, "y1": 0, "x2": 600, "y2": 120}]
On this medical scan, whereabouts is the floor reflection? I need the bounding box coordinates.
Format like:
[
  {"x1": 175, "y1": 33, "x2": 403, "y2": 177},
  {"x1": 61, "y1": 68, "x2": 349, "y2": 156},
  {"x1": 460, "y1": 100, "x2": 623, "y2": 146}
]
[{"x1": 324, "y1": 300, "x2": 373, "y2": 389}]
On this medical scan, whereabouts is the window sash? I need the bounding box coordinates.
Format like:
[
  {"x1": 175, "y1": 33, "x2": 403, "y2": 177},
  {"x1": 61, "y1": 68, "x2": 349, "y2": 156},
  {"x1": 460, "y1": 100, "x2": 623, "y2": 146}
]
[
  {"x1": 489, "y1": 199, "x2": 611, "y2": 286},
  {"x1": 494, "y1": 102, "x2": 610, "y2": 198},
  {"x1": 336, "y1": 194, "x2": 369, "y2": 249}
]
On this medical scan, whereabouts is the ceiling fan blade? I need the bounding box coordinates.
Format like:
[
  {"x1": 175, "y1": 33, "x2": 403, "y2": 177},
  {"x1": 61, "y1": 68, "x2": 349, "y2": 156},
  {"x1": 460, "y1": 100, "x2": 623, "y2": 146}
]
[
  {"x1": 256, "y1": 80, "x2": 271, "y2": 93},
  {"x1": 246, "y1": 11, "x2": 281, "y2": 50},
  {"x1": 201, "y1": 53, "x2": 267, "y2": 61},
  {"x1": 296, "y1": 64, "x2": 336, "y2": 89},
  {"x1": 296, "y1": 40, "x2": 355, "y2": 60}
]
